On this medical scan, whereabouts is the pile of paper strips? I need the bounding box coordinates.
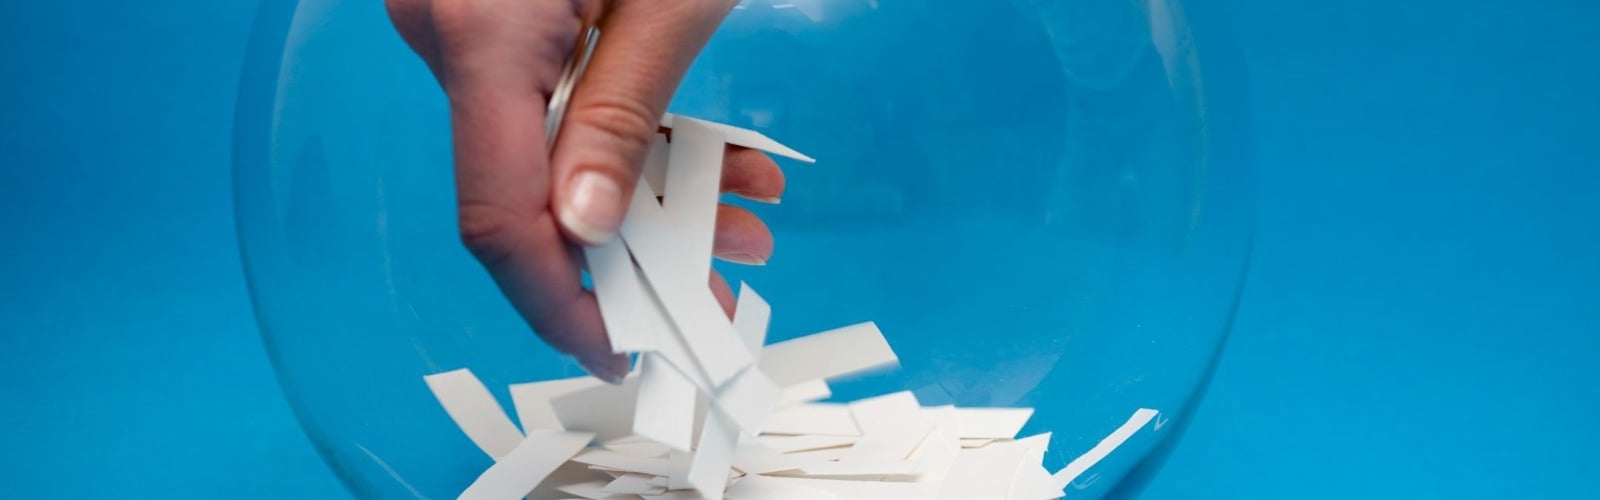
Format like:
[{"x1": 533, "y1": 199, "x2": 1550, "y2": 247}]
[{"x1": 422, "y1": 115, "x2": 1158, "y2": 499}]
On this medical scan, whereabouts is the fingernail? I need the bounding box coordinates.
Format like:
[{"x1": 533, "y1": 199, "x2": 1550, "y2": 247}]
[
  {"x1": 719, "y1": 252, "x2": 768, "y2": 266},
  {"x1": 752, "y1": 195, "x2": 782, "y2": 204},
  {"x1": 579, "y1": 356, "x2": 627, "y2": 385},
  {"x1": 560, "y1": 170, "x2": 623, "y2": 244}
]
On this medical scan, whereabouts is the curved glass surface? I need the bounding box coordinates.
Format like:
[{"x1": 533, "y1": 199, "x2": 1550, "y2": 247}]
[{"x1": 233, "y1": 0, "x2": 1253, "y2": 497}]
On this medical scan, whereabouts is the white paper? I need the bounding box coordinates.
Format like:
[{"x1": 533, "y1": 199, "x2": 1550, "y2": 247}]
[
  {"x1": 841, "y1": 420, "x2": 934, "y2": 463},
  {"x1": 847, "y1": 391, "x2": 921, "y2": 433},
  {"x1": 732, "y1": 283, "x2": 771, "y2": 357},
  {"x1": 775, "y1": 379, "x2": 831, "y2": 408},
  {"x1": 458, "y1": 429, "x2": 595, "y2": 500},
  {"x1": 603, "y1": 440, "x2": 671, "y2": 459},
  {"x1": 959, "y1": 438, "x2": 996, "y2": 449},
  {"x1": 604, "y1": 474, "x2": 667, "y2": 496},
  {"x1": 660, "y1": 117, "x2": 725, "y2": 281},
  {"x1": 642, "y1": 133, "x2": 670, "y2": 195},
  {"x1": 424, "y1": 369, "x2": 525, "y2": 460},
  {"x1": 725, "y1": 475, "x2": 838, "y2": 500},
  {"x1": 758, "y1": 322, "x2": 898, "y2": 387},
  {"x1": 1052, "y1": 408, "x2": 1158, "y2": 489},
  {"x1": 760, "y1": 403, "x2": 861, "y2": 436},
  {"x1": 660, "y1": 114, "x2": 816, "y2": 163},
  {"x1": 551, "y1": 376, "x2": 640, "y2": 442},
  {"x1": 618, "y1": 181, "x2": 753, "y2": 386},
  {"x1": 752, "y1": 434, "x2": 857, "y2": 454},
  {"x1": 955, "y1": 407, "x2": 1035, "y2": 440},
  {"x1": 584, "y1": 238, "x2": 661, "y2": 354},
  {"x1": 787, "y1": 459, "x2": 922, "y2": 478},
  {"x1": 632, "y1": 354, "x2": 698, "y2": 451},
  {"x1": 713, "y1": 366, "x2": 781, "y2": 433},
  {"x1": 510, "y1": 376, "x2": 603, "y2": 432},
  {"x1": 936, "y1": 441, "x2": 1028, "y2": 500},
  {"x1": 1015, "y1": 432, "x2": 1052, "y2": 465},
  {"x1": 754, "y1": 477, "x2": 938, "y2": 500},
  {"x1": 731, "y1": 442, "x2": 825, "y2": 475},
  {"x1": 908, "y1": 428, "x2": 960, "y2": 483},
  {"x1": 572, "y1": 449, "x2": 678, "y2": 477},
  {"x1": 555, "y1": 479, "x2": 640, "y2": 500},
  {"x1": 1009, "y1": 464, "x2": 1065, "y2": 500},
  {"x1": 686, "y1": 409, "x2": 740, "y2": 499}
]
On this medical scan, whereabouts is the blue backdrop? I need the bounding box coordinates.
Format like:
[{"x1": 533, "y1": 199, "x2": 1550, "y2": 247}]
[{"x1": 1, "y1": 0, "x2": 1595, "y2": 498}]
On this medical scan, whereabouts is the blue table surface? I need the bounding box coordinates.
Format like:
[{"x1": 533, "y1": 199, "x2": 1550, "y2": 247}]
[{"x1": 2, "y1": 1, "x2": 1595, "y2": 498}]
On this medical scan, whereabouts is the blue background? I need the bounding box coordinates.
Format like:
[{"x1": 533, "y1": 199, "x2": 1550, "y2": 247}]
[{"x1": 1, "y1": 0, "x2": 1595, "y2": 498}]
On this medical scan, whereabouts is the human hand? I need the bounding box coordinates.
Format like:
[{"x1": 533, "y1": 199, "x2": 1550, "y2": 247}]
[{"x1": 385, "y1": 0, "x2": 786, "y2": 382}]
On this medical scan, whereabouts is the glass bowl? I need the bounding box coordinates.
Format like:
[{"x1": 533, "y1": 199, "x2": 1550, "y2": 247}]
[{"x1": 233, "y1": 0, "x2": 1253, "y2": 497}]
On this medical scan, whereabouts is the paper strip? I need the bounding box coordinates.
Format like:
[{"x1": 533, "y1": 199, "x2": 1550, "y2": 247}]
[
  {"x1": 555, "y1": 479, "x2": 639, "y2": 500},
  {"x1": 753, "y1": 434, "x2": 857, "y2": 454},
  {"x1": 936, "y1": 441, "x2": 1028, "y2": 500},
  {"x1": 551, "y1": 376, "x2": 640, "y2": 442},
  {"x1": 714, "y1": 366, "x2": 781, "y2": 433},
  {"x1": 458, "y1": 429, "x2": 595, "y2": 500},
  {"x1": 731, "y1": 442, "x2": 826, "y2": 475},
  {"x1": 760, "y1": 403, "x2": 861, "y2": 436},
  {"x1": 509, "y1": 376, "x2": 602, "y2": 432},
  {"x1": 661, "y1": 114, "x2": 817, "y2": 163},
  {"x1": 776, "y1": 379, "x2": 832, "y2": 408},
  {"x1": 585, "y1": 237, "x2": 662, "y2": 353},
  {"x1": 753, "y1": 477, "x2": 938, "y2": 500},
  {"x1": 619, "y1": 181, "x2": 753, "y2": 386},
  {"x1": 725, "y1": 475, "x2": 838, "y2": 500},
  {"x1": 424, "y1": 369, "x2": 525, "y2": 460},
  {"x1": 642, "y1": 133, "x2": 670, "y2": 195},
  {"x1": 732, "y1": 283, "x2": 772, "y2": 357},
  {"x1": 572, "y1": 449, "x2": 677, "y2": 477},
  {"x1": 603, "y1": 474, "x2": 665, "y2": 495},
  {"x1": 758, "y1": 322, "x2": 898, "y2": 387},
  {"x1": 632, "y1": 354, "x2": 698, "y2": 451},
  {"x1": 686, "y1": 409, "x2": 741, "y2": 498},
  {"x1": 842, "y1": 420, "x2": 934, "y2": 462},
  {"x1": 660, "y1": 117, "x2": 725, "y2": 280},
  {"x1": 1052, "y1": 408, "x2": 1158, "y2": 489}
]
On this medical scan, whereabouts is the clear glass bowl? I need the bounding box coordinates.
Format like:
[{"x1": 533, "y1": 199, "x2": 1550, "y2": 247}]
[{"x1": 233, "y1": 0, "x2": 1253, "y2": 497}]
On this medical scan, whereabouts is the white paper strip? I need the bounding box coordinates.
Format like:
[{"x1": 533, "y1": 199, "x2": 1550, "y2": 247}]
[
  {"x1": 572, "y1": 449, "x2": 677, "y2": 477},
  {"x1": 632, "y1": 354, "x2": 699, "y2": 451},
  {"x1": 1009, "y1": 464, "x2": 1065, "y2": 500},
  {"x1": 551, "y1": 376, "x2": 640, "y2": 442},
  {"x1": 760, "y1": 403, "x2": 861, "y2": 436},
  {"x1": 842, "y1": 420, "x2": 934, "y2": 462},
  {"x1": 458, "y1": 430, "x2": 595, "y2": 500},
  {"x1": 686, "y1": 409, "x2": 741, "y2": 499},
  {"x1": 602, "y1": 440, "x2": 671, "y2": 459},
  {"x1": 424, "y1": 369, "x2": 525, "y2": 460},
  {"x1": 642, "y1": 133, "x2": 670, "y2": 196},
  {"x1": 955, "y1": 407, "x2": 1035, "y2": 439},
  {"x1": 936, "y1": 441, "x2": 1028, "y2": 500},
  {"x1": 847, "y1": 391, "x2": 921, "y2": 433},
  {"x1": 731, "y1": 442, "x2": 826, "y2": 475},
  {"x1": 755, "y1": 477, "x2": 938, "y2": 500},
  {"x1": 619, "y1": 181, "x2": 753, "y2": 386},
  {"x1": 758, "y1": 322, "x2": 898, "y2": 387},
  {"x1": 714, "y1": 366, "x2": 781, "y2": 433},
  {"x1": 660, "y1": 114, "x2": 816, "y2": 163},
  {"x1": 753, "y1": 434, "x2": 857, "y2": 454},
  {"x1": 775, "y1": 379, "x2": 832, "y2": 408},
  {"x1": 604, "y1": 474, "x2": 666, "y2": 495},
  {"x1": 725, "y1": 474, "x2": 838, "y2": 500},
  {"x1": 585, "y1": 238, "x2": 661, "y2": 354},
  {"x1": 732, "y1": 283, "x2": 771, "y2": 357},
  {"x1": 555, "y1": 479, "x2": 638, "y2": 500},
  {"x1": 510, "y1": 376, "x2": 602, "y2": 432},
  {"x1": 908, "y1": 428, "x2": 960, "y2": 483},
  {"x1": 788, "y1": 459, "x2": 922, "y2": 478},
  {"x1": 660, "y1": 117, "x2": 724, "y2": 281},
  {"x1": 1052, "y1": 408, "x2": 1158, "y2": 489}
]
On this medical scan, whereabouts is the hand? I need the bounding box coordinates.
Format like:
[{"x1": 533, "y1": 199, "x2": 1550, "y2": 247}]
[{"x1": 386, "y1": 0, "x2": 787, "y2": 382}]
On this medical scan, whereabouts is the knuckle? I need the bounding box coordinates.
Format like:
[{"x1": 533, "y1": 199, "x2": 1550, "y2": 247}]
[
  {"x1": 455, "y1": 202, "x2": 522, "y2": 267},
  {"x1": 570, "y1": 96, "x2": 658, "y2": 153}
]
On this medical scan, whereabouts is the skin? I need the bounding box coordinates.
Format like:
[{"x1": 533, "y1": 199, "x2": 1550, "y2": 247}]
[{"x1": 385, "y1": 0, "x2": 786, "y2": 383}]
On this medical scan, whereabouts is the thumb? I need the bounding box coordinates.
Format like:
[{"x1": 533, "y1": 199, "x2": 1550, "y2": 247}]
[{"x1": 550, "y1": 0, "x2": 734, "y2": 245}]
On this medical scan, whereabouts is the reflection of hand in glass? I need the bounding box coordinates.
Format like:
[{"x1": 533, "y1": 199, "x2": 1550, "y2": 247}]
[{"x1": 385, "y1": 0, "x2": 786, "y2": 382}]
